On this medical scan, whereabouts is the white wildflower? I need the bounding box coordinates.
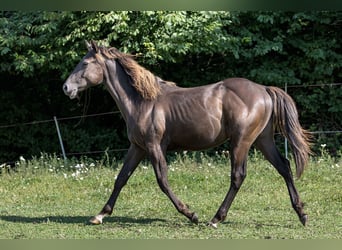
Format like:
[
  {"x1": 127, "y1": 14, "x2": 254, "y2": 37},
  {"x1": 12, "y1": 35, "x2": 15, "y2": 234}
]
[
  {"x1": 71, "y1": 170, "x2": 81, "y2": 178},
  {"x1": 75, "y1": 164, "x2": 82, "y2": 169}
]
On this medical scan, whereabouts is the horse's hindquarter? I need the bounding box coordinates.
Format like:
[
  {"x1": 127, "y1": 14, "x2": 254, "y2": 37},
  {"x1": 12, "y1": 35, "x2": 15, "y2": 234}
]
[
  {"x1": 221, "y1": 78, "x2": 273, "y2": 142},
  {"x1": 224, "y1": 78, "x2": 273, "y2": 141}
]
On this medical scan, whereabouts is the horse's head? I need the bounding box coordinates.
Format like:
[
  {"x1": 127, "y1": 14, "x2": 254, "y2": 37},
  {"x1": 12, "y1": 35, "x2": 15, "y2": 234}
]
[{"x1": 63, "y1": 40, "x2": 104, "y2": 99}]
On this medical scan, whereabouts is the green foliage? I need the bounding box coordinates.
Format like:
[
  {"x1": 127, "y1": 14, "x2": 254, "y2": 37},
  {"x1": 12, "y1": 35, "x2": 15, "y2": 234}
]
[{"x1": 0, "y1": 11, "x2": 341, "y2": 163}]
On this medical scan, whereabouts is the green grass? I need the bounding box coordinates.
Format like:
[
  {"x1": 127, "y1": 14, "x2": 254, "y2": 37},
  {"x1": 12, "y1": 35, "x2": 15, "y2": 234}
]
[{"x1": 0, "y1": 150, "x2": 341, "y2": 239}]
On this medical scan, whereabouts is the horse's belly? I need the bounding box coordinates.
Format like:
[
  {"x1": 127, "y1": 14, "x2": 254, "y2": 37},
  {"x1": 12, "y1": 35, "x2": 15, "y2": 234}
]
[{"x1": 167, "y1": 125, "x2": 227, "y2": 151}]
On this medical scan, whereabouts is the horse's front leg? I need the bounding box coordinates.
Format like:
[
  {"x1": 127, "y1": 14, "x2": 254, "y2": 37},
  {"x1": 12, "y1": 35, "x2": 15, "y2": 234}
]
[
  {"x1": 148, "y1": 144, "x2": 198, "y2": 223},
  {"x1": 89, "y1": 144, "x2": 146, "y2": 224}
]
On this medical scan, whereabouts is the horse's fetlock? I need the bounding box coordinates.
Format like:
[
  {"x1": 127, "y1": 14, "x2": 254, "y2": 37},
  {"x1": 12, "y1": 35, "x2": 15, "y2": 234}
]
[
  {"x1": 103, "y1": 204, "x2": 113, "y2": 215},
  {"x1": 191, "y1": 213, "x2": 199, "y2": 224}
]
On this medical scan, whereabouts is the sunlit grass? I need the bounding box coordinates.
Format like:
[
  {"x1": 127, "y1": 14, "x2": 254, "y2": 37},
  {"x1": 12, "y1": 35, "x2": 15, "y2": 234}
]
[{"x1": 0, "y1": 148, "x2": 341, "y2": 239}]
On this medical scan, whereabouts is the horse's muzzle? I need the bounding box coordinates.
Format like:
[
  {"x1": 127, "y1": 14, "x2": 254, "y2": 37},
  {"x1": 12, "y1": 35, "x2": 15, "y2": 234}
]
[{"x1": 63, "y1": 83, "x2": 78, "y2": 99}]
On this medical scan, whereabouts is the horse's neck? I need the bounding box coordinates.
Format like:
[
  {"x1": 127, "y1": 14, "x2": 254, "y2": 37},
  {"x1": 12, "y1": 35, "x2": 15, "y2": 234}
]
[{"x1": 104, "y1": 60, "x2": 140, "y2": 122}]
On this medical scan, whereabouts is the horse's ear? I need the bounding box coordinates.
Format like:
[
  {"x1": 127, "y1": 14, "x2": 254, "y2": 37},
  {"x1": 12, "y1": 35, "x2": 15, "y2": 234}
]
[
  {"x1": 85, "y1": 40, "x2": 92, "y2": 51},
  {"x1": 90, "y1": 40, "x2": 99, "y2": 53}
]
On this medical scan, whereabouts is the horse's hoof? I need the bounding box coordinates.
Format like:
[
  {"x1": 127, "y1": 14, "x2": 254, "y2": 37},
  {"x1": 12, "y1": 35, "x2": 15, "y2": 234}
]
[
  {"x1": 207, "y1": 221, "x2": 218, "y2": 229},
  {"x1": 191, "y1": 213, "x2": 199, "y2": 224},
  {"x1": 300, "y1": 214, "x2": 308, "y2": 226},
  {"x1": 89, "y1": 215, "x2": 103, "y2": 225}
]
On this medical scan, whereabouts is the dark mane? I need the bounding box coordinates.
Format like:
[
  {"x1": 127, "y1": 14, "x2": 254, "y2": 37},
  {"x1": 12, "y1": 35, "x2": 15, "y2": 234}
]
[{"x1": 98, "y1": 46, "x2": 161, "y2": 100}]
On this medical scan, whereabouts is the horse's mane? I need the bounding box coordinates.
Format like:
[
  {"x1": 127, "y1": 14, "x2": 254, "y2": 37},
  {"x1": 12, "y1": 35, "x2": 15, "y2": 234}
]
[{"x1": 98, "y1": 46, "x2": 162, "y2": 100}]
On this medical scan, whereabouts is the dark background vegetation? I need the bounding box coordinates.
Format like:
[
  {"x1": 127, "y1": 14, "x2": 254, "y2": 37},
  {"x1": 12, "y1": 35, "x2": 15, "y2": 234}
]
[{"x1": 0, "y1": 11, "x2": 341, "y2": 163}]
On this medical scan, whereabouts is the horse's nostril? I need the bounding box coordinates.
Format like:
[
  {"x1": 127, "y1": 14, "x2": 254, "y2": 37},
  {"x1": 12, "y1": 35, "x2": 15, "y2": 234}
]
[{"x1": 63, "y1": 84, "x2": 68, "y2": 92}]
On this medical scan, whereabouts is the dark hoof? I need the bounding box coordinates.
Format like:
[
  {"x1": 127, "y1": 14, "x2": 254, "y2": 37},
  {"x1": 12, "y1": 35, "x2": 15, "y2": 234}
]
[
  {"x1": 191, "y1": 213, "x2": 199, "y2": 224},
  {"x1": 300, "y1": 214, "x2": 308, "y2": 226}
]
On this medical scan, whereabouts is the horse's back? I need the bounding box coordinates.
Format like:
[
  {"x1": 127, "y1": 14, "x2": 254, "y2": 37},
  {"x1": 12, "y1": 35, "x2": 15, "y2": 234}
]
[{"x1": 221, "y1": 78, "x2": 269, "y2": 101}]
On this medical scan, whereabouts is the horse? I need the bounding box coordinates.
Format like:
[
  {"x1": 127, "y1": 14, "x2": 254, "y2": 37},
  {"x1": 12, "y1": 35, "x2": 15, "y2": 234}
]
[{"x1": 63, "y1": 40, "x2": 312, "y2": 228}]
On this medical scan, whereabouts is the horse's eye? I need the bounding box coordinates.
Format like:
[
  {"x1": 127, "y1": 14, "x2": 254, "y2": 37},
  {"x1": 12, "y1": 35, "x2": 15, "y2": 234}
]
[{"x1": 83, "y1": 61, "x2": 89, "y2": 66}]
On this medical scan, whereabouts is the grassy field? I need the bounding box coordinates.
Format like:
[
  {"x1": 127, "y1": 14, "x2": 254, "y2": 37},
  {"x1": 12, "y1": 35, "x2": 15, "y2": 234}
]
[{"x1": 0, "y1": 149, "x2": 341, "y2": 239}]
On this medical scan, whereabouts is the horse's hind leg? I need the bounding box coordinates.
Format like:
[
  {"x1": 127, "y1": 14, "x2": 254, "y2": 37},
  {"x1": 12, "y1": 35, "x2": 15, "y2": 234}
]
[
  {"x1": 254, "y1": 125, "x2": 308, "y2": 226},
  {"x1": 208, "y1": 141, "x2": 250, "y2": 228}
]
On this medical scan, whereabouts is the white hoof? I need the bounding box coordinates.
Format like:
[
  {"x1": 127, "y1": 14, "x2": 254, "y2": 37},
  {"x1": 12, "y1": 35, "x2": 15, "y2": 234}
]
[
  {"x1": 207, "y1": 221, "x2": 218, "y2": 229},
  {"x1": 89, "y1": 215, "x2": 103, "y2": 225}
]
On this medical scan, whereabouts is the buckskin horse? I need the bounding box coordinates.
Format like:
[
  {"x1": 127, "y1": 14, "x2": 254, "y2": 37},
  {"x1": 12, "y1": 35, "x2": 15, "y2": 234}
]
[{"x1": 63, "y1": 40, "x2": 311, "y2": 228}]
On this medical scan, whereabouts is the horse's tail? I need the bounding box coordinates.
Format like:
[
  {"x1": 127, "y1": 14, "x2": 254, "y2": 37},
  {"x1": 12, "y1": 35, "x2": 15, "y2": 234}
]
[{"x1": 266, "y1": 86, "x2": 312, "y2": 178}]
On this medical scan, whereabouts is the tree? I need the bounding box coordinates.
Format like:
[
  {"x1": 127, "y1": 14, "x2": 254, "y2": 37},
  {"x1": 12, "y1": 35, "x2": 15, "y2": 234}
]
[{"x1": 0, "y1": 11, "x2": 341, "y2": 162}]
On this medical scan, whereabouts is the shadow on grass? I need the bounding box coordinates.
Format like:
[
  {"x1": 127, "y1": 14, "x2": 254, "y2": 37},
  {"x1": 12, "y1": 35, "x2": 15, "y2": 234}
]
[
  {"x1": 0, "y1": 215, "x2": 167, "y2": 225},
  {"x1": 221, "y1": 219, "x2": 298, "y2": 230},
  {"x1": 0, "y1": 214, "x2": 297, "y2": 230}
]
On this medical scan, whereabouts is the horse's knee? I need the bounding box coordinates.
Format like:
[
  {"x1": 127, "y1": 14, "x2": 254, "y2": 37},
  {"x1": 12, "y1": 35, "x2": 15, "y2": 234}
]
[{"x1": 231, "y1": 171, "x2": 246, "y2": 189}]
